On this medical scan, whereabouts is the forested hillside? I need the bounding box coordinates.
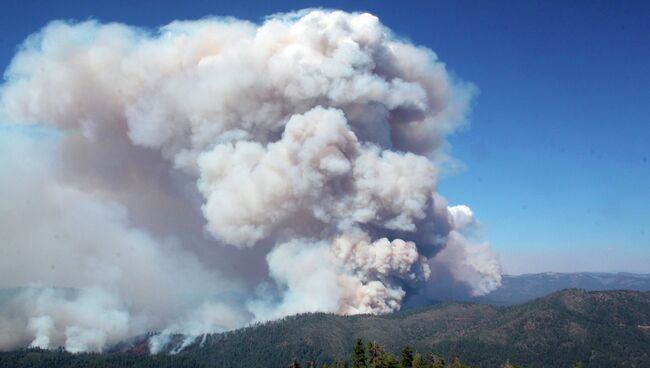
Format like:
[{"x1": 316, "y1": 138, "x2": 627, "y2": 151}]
[{"x1": 2, "y1": 289, "x2": 650, "y2": 368}]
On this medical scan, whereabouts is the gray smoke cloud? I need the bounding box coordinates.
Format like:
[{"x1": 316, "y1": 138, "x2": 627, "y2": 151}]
[{"x1": 0, "y1": 9, "x2": 501, "y2": 352}]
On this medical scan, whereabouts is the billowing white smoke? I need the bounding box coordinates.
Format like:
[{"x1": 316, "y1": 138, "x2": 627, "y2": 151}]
[
  {"x1": 0, "y1": 128, "x2": 249, "y2": 351},
  {"x1": 0, "y1": 9, "x2": 501, "y2": 352}
]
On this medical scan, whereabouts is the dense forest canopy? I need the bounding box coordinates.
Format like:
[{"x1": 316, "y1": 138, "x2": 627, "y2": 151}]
[{"x1": 1, "y1": 290, "x2": 649, "y2": 368}]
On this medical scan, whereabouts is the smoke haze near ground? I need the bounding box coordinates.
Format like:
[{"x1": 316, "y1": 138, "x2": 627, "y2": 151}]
[{"x1": 0, "y1": 9, "x2": 501, "y2": 352}]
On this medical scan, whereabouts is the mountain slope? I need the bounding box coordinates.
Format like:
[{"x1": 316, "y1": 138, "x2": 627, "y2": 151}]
[
  {"x1": 2, "y1": 289, "x2": 650, "y2": 367},
  {"x1": 156, "y1": 289, "x2": 650, "y2": 368}
]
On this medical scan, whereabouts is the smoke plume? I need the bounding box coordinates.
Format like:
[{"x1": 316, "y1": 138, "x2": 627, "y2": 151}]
[{"x1": 0, "y1": 9, "x2": 501, "y2": 352}]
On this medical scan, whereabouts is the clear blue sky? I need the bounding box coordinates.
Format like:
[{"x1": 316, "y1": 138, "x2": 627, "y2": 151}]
[{"x1": 1, "y1": 0, "x2": 648, "y2": 274}]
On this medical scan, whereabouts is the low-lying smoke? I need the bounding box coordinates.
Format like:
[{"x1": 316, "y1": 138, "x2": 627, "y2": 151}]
[{"x1": 0, "y1": 9, "x2": 501, "y2": 352}]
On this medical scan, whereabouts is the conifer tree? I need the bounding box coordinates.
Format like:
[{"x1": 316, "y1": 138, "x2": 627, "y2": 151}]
[
  {"x1": 352, "y1": 338, "x2": 368, "y2": 368},
  {"x1": 412, "y1": 353, "x2": 429, "y2": 368},
  {"x1": 399, "y1": 346, "x2": 414, "y2": 368},
  {"x1": 367, "y1": 341, "x2": 381, "y2": 368},
  {"x1": 379, "y1": 350, "x2": 399, "y2": 368}
]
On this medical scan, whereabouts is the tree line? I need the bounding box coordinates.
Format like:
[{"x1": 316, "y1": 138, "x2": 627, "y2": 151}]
[
  {"x1": 286, "y1": 338, "x2": 527, "y2": 368},
  {"x1": 0, "y1": 338, "x2": 588, "y2": 368}
]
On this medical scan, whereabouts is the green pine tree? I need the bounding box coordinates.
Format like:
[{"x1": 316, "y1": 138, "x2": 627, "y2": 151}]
[
  {"x1": 352, "y1": 338, "x2": 368, "y2": 368},
  {"x1": 379, "y1": 350, "x2": 399, "y2": 368},
  {"x1": 412, "y1": 353, "x2": 425, "y2": 368},
  {"x1": 399, "y1": 346, "x2": 414, "y2": 368}
]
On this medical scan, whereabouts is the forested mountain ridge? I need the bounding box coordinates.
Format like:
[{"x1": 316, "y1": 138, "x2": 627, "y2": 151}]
[
  {"x1": 157, "y1": 289, "x2": 650, "y2": 368},
  {"x1": 4, "y1": 289, "x2": 648, "y2": 368}
]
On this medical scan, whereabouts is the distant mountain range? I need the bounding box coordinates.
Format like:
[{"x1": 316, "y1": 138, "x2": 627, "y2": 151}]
[{"x1": 475, "y1": 272, "x2": 650, "y2": 305}]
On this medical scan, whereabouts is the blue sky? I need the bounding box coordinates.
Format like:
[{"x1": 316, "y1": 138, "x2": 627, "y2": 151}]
[{"x1": 1, "y1": 0, "x2": 648, "y2": 274}]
